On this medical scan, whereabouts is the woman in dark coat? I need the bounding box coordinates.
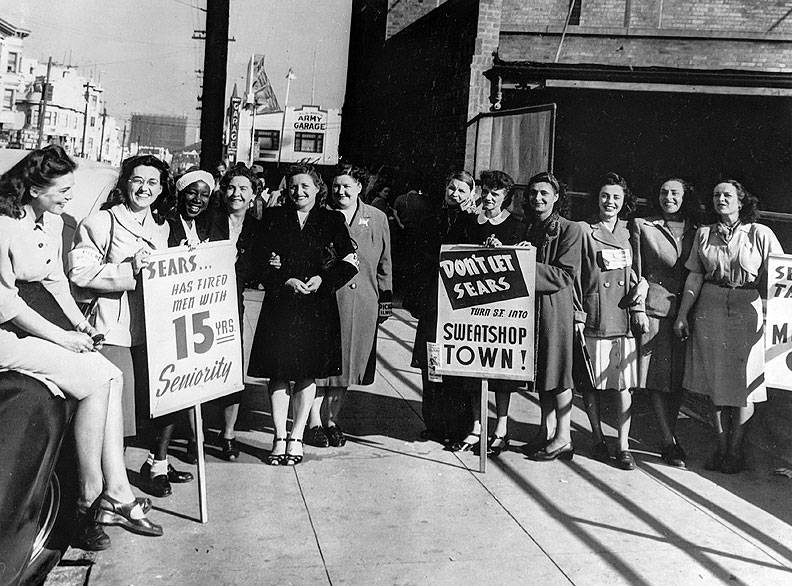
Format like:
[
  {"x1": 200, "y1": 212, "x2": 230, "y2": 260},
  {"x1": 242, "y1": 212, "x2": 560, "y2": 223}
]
[
  {"x1": 521, "y1": 172, "x2": 584, "y2": 462},
  {"x1": 201, "y1": 164, "x2": 262, "y2": 460},
  {"x1": 409, "y1": 171, "x2": 478, "y2": 444},
  {"x1": 309, "y1": 164, "x2": 392, "y2": 449},
  {"x1": 248, "y1": 164, "x2": 358, "y2": 465},
  {"x1": 630, "y1": 178, "x2": 698, "y2": 468}
]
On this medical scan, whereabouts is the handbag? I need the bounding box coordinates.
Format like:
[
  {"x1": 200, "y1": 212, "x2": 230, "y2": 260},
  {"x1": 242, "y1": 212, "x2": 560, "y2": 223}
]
[
  {"x1": 72, "y1": 210, "x2": 115, "y2": 319},
  {"x1": 572, "y1": 323, "x2": 597, "y2": 391}
]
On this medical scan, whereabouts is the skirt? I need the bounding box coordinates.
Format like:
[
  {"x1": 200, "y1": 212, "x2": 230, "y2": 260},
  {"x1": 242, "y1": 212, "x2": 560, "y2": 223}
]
[
  {"x1": 584, "y1": 335, "x2": 639, "y2": 391},
  {"x1": 638, "y1": 315, "x2": 685, "y2": 393},
  {"x1": 99, "y1": 344, "x2": 137, "y2": 437},
  {"x1": 683, "y1": 283, "x2": 766, "y2": 407}
]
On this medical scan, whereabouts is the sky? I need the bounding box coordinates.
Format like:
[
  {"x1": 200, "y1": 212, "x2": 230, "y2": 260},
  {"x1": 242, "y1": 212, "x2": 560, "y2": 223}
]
[{"x1": 0, "y1": 0, "x2": 352, "y2": 138}]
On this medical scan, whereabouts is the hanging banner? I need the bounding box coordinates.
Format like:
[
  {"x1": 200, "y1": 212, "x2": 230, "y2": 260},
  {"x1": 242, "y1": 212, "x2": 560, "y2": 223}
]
[
  {"x1": 766, "y1": 253, "x2": 792, "y2": 391},
  {"x1": 142, "y1": 241, "x2": 244, "y2": 417},
  {"x1": 435, "y1": 245, "x2": 536, "y2": 381},
  {"x1": 247, "y1": 54, "x2": 281, "y2": 113}
]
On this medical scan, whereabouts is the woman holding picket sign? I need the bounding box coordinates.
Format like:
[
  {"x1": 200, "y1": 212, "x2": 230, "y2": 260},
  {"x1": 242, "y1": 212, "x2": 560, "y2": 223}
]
[
  {"x1": 447, "y1": 170, "x2": 526, "y2": 457},
  {"x1": 70, "y1": 155, "x2": 194, "y2": 497}
]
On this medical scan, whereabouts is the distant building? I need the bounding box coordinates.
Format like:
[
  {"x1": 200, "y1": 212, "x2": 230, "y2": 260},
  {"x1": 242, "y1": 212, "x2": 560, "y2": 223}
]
[
  {"x1": 0, "y1": 17, "x2": 30, "y2": 145},
  {"x1": 235, "y1": 104, "x2": 341, "y2": 167},
  {"x1": 130, "y1": 114, "x2": 188, "y2": 153}
]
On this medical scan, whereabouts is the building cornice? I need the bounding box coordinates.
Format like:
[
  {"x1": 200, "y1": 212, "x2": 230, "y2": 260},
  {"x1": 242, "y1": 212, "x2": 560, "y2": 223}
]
[{"x1": 500, "y1": 25, "x2": 792, "y2": 44}]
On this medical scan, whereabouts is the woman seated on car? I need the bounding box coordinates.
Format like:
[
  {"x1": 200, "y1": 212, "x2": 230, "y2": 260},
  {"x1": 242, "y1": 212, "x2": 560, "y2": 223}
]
[{"x1": 0, "y1": 146, "x2": 162, "y2": 551}]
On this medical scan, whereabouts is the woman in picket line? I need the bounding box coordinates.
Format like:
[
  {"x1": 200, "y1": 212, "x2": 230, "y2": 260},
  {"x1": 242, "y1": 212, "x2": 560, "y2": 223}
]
[
  {"x1": 0, "y1": 146, "x2": 162, "y2": 551},
  {"x1": 447, "y1": 170, "x2": 526, "y2": 456},
  {"x1": 578, "y1": 172, "x2": 641, "y2": 470},
  {"x1": 70, "y1": 155, "x2": 193, "y2": 497},
  {"x1": 202, "y1": 164, "x2": 262, "y2": 460},
  {"x1": 304, "y1": 164, "x2": 393, "y2": 448},
  {"x1": 520, "y1": 172, "x2": 584, "y2": 462},
  {"x1": 674, "y1": 180, "x2": 783, "y2": 473},
  {"x1": 630, "y1": 178, "x2": 698, "y2": 468},
  {"x1": 410, "y1": 171, "x2": 478, "y2": 445},
  {"x1": 247, "y1": 163, "x2": 358, "y2": 465}
]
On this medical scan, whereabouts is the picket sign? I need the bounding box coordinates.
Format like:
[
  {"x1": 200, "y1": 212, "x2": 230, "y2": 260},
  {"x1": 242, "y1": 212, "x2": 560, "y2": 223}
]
[
  {"x1": 435, "y1": 244, "x2": 536, "y2": 472},
  {"x1": 766, "y1": 253, "x2": 792, "y2": 391},
  {"x1": 142, "y1": 241, "x2": 244, "y2": 522}
]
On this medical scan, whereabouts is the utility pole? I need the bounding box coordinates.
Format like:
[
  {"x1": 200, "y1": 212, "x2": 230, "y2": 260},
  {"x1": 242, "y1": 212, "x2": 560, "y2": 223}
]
[
  {"x1": 98, "y1": 107, "x2": 108, "y2": 162},
  {"x1": 80, "y1": 81, "x2": 93, "y2": 158},
  {"x1": 36, "y1": 56, "x2": 52, "y2": 148},
  {"x1": 276, "y1": 69, "x2": 294, "y2": 166},
  {"x1": 120, "y1": 121, "x2": 127, "y2": 160},
  {"x1": 199, "y1": 0, "x2": 229, "y2": 168}
]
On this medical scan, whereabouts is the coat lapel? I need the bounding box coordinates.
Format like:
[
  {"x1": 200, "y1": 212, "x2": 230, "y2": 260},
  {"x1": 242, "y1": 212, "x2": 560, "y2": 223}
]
[
  {"x1": 112, "y1": 204, "x2": 162, "y2": 248},
  {"x1": 589, "y1": 218, "x2": 628, "y2": 249}
]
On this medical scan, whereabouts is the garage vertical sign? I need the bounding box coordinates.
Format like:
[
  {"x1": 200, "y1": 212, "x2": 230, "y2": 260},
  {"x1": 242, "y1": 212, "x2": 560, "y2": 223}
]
[{"x1": 766, "y1": 253, "x2": 792, "y2": 391}]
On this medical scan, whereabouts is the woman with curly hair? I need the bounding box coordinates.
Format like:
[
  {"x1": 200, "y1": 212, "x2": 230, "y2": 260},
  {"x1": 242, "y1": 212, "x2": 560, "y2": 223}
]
[
  {"x1": 0, "y1": 146, "x2": 161, "y2": 550},
  {"x1": 578, "y1": 172, "x2": 641, "y2": 470},
  {"x1": 247, "y1": 164, "x2": 358, "y2": 465},
  {"x1": 69, "y1": 155, "x2": 192, "y2": 498},
  {"x1": 520, "y1": 172, "x2": 584, "y2": 462},
  {"x1": 674, "y1": 180, "x2": 783, "y2": 473},
  {"x1": 630, "y1": 178, "x2": 699, "y2": 468}
]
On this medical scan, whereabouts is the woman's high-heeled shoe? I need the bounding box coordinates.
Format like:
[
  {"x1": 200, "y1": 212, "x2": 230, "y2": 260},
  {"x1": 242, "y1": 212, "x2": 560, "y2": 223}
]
[
  {"x1": 282, "y1": 438, "x2": 304, "y2": 466},
  {"x1": 487, "y1": 435, "x2": 510, "y2": 457},
  {"x1": 449, "y1": 433, "x2": 481, "y2": 453},
  {"x1": 528, "y1": 443, "x2": 574, "y2": 462},
  {"x1": 266, "y1": 437, "x2": 287, "y2": 466},
  {"x1": 95, "y1": 493, "x2": 163, "y2": 537}
]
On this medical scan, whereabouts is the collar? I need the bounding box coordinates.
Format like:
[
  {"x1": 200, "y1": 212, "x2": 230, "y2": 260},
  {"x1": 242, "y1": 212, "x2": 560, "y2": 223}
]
[
  {"x1": 21, "y1": 204, "x2": 46, "y2": 230},
  {"x1": 477, "y1": 209, "x2": 510, "y2": 225}
]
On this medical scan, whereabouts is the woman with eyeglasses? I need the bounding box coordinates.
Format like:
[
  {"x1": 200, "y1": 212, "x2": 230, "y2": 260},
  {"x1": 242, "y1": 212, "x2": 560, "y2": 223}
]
[{"x1": 70, "y1": 155, "x2": 193, "y2": 498}]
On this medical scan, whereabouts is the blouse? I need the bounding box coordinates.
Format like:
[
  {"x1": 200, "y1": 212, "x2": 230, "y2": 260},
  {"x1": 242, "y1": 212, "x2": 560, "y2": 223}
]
[
  {"x1": 0, "y1": 205, "x2": 84, "y2": 326},
  {"x1": 685, "y1": 223, "x2": 782, "y2": 288}
]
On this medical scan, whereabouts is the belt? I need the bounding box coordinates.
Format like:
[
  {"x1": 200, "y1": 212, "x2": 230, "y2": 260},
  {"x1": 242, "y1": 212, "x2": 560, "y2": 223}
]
[{"x1": 707, "y1": 279, "x2": 758, "y2": 290}]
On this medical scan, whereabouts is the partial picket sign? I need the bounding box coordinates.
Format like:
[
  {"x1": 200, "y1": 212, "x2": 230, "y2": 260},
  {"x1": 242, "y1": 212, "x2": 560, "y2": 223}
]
[
  {"x1": 435, "y1": 245, "x2": 536, "y2": 381},
  {"x1": 142, "y1": 241, "x2": 244, "y2": 418},
  {"x1": 766, "y1": 253, "x2": 792, "y2": 391}
]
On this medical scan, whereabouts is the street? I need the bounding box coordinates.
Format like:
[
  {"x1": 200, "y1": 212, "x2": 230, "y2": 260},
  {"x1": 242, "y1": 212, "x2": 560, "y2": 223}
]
[{"x1": 46, "y1": 300, "x2": 792, "y2": 586}]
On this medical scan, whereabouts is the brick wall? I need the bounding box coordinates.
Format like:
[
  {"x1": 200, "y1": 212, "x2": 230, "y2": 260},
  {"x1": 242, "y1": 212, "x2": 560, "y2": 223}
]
[
  {"x1": 502, "y1": 0, "x2": 792, "y2": 33},
  {"x1": 386, "y1": 0, "x2": 449, "y2": 38},
  {"x1": 500, "y1": 34, "x2": 792, "y2": 71}
]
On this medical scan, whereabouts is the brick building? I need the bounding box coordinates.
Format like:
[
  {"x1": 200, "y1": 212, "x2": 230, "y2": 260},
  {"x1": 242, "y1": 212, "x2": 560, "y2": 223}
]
[{"x1": 341, "y1": 0, "x2": 792, "y2": 242}]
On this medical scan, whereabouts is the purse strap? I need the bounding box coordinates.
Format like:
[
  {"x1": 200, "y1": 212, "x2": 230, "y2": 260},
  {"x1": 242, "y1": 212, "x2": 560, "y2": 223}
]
[{"x1": 102, "y1": 209, "x2": 115, "y2": 262}]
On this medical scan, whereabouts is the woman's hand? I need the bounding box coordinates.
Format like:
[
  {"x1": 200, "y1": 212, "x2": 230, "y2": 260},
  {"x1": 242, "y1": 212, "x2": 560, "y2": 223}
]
[
  {"x1": 285, "y1": 278, "x2": 310, "y2": 295},
  {"x1": 673, "y1": 316, "x2": 689, "y2": 340},
  {"x1": 131, "y1": 248, "x2": 151, "y2": 275},
  {"x1": 514, "y1": 241, "x2": 533, "y2": 248},
  {"x1": 269, "y1": 253, "x2": 281, "y2": 269},
  {"x1": 56, "y1": 330, "x2": 97, "y2": 353},
  {"x1": 631, "y1": 311, "x2": 650, "y2": 335},
  {"x1": 484, "y1": 234, "x2": 502, "y2": 248},
  {"x1": 304, "y1": 275, "x2": 322, "y2": 293}
]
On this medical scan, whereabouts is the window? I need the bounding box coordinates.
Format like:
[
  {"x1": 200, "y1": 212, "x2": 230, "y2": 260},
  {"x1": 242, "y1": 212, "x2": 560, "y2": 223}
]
[
  {"x1": 90, "y1": 116, "x2": 96, "y2": 127},
  {"x1": 255, "y1": 129, "x2": 279, "y2": 151},
  {"x1": 6, "y1": 51, "x2": 18, "y2": 73},
  {"x1": 44, "y1": 111, "x2": 57, "y2": 126},
  {"x1": 2, "y1": 89, "x2": 13, "y2": 110},
  {"x1": 294, "y1": 132, "x2": 323, "y2": 153},
  {"x1": 568, "y1": 0, "x2": 581, "y2": 26}
]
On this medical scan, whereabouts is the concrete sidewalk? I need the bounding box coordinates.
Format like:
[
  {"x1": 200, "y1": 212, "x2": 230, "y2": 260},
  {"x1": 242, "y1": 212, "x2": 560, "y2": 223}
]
[{"x1": 48, "y1": 307, "x2": 792, "y2": 585}]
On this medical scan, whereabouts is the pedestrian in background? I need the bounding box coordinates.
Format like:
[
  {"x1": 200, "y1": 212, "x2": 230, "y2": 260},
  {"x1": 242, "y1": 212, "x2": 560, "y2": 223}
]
[
  {"x1": 247, "y1": 164, "x2": 358, "y2": 465},
  {"x1": 578, "y1": 172, "x2": 640, "y2": 470},
  {"x1": 674, "y1": 179, "x2": 783, "y2": 473},
  {"x1": 520, "y1": 172, "x2": 584, "y2": 463},
  {"x1": 630, "y1": 177, "x2": 698, "y2": 468},
  {"x1": 409, "y1": 171, "x2": 478, "y2": 445},
  {"x1": 308, "y1": 164, "x2": 392, "y2": 448}
]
